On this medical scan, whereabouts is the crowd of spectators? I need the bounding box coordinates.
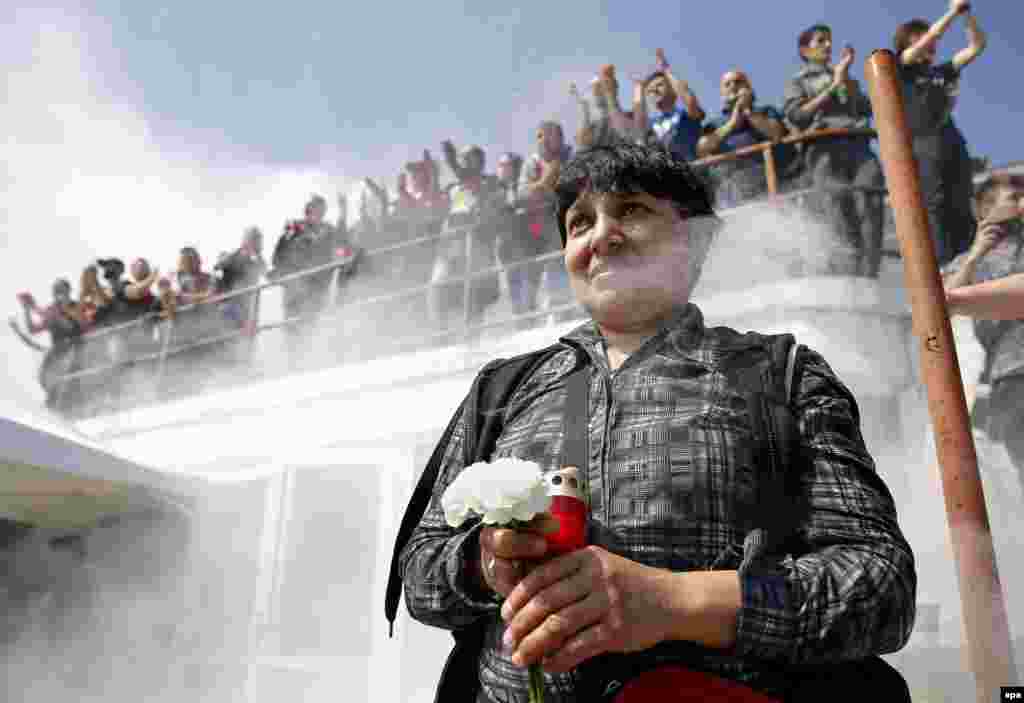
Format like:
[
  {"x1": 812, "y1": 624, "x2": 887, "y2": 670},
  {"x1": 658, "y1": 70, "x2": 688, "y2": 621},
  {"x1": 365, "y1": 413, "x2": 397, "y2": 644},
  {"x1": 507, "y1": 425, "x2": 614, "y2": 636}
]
[{"x1": 12, "y1": 0, "x2": 997, "y2": 412}]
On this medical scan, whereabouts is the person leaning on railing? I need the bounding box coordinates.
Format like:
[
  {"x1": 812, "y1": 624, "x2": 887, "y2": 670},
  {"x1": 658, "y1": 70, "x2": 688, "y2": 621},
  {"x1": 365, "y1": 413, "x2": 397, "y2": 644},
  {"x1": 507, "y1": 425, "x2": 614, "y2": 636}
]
[
  {"x1": 697, "y1": 70, "x2": 790, "y2": 208},
  {"x1": 214, "y1": 226, "x2": 267, "y2": 333},
  {"x1": 270, "y1": 194, "x2": 344, "y2": 359},
  {"x1": 783, "y1": 25, "x2": 885, "y2": 278},
  {"x1": 895, "y1": 0, "x2": 988, "y2": 267}
]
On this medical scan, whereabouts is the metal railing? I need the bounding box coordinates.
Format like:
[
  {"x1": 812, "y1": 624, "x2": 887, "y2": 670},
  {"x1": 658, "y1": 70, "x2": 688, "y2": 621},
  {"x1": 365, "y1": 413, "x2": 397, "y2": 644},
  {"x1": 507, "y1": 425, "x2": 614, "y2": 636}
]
[
  {"x1": 46, "y1": 127, "x2": 891, "y2": 416},
  {"x1": 692, "y1": 127, "x2": 878, "y2": 195}
]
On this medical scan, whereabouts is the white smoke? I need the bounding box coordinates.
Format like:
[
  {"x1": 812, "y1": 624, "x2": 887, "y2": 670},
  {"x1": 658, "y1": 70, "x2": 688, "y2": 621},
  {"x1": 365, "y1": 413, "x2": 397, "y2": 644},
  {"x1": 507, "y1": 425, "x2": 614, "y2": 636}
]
[{"x1": 0, "y1": 9, "x2": 351, "y2": 408}]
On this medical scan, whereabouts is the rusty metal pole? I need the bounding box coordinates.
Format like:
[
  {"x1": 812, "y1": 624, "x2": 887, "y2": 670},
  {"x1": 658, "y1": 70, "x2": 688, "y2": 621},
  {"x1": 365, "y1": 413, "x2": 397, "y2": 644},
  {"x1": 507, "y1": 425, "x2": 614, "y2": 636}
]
[
  {"x1": 865, "y1": 50, "x2": 1017, "y2": 700},
  {"x1": 763, "y1": 145, "x2": 779, "y2": 196}
]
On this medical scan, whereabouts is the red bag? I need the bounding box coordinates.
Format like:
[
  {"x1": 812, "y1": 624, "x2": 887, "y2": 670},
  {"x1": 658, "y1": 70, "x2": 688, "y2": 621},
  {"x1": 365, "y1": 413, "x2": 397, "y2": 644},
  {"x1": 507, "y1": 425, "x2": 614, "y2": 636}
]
[{"x1": 612, "y1": 665, "x2": 779, "y2": 703}]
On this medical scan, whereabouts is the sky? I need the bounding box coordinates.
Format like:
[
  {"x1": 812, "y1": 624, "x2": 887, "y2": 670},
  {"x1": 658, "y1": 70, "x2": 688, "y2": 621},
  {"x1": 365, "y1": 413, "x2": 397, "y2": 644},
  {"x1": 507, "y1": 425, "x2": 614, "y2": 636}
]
[{"x1": 2, "y1": 0, "x2": 1023, "y2": 407}]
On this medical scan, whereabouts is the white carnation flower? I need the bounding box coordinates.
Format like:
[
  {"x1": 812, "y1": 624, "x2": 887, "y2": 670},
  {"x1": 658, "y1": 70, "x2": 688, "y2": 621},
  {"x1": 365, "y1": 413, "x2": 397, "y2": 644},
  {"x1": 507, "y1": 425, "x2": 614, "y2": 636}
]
[{"x1": 442, "y1": 457, "x2": 551, "y2": 528}]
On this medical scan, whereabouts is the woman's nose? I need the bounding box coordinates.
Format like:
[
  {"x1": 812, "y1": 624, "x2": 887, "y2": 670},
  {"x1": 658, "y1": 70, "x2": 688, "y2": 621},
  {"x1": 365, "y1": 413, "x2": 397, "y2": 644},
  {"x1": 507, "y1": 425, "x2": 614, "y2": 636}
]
[{"x1": 589, "y1": 214, "x2": 624, "y2": 254}]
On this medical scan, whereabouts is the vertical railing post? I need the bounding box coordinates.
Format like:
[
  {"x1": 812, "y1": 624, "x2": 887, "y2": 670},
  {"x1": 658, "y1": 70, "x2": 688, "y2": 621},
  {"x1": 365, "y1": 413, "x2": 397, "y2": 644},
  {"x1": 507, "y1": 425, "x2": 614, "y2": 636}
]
[
  {"x1": 246, "y1": 288, "x2": 262, "y2": 370},
  {"x1": 53, "y1": 347, "x2": 71, "y2": 414},
  {"x1": 763, "y1": 144, "x2": 779, "y2": 196},
  {"x1": 153, "y1": 315, "x2": 176, "y2": 399},
  {"x1": 462, "y1": 223, "x2": 474, "y2": 340},
  {"x1": 866, "y1": 49, "x2": 1017, "y2": 700}
]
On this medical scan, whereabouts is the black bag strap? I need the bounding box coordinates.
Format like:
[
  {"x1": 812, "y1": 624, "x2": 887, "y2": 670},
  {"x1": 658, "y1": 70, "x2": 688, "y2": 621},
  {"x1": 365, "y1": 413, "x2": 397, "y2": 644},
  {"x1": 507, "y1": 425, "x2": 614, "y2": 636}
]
[
  {"x1": 384, "y1": 343, "x2": 566, "y2": 636},
  {"x1": 561, "y1": 367, "x2": 592, "y2": 471}
]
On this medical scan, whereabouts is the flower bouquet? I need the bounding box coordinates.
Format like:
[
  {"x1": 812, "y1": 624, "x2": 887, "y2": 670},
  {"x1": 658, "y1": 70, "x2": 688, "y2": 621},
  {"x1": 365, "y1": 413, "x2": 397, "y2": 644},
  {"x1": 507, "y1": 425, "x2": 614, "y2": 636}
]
[{"x1": 442, "y1": 458, "x2": 588, "y2": 703}]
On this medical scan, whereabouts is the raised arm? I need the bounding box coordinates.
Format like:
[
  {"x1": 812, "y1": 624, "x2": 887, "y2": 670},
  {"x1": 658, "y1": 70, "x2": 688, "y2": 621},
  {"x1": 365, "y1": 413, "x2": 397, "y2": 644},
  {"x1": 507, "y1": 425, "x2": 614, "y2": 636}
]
[
  {"x1": 363, "y1": 177, "x2": 391, "y2": 214},
  {"x1": 697, "y1": 104, "x2": 745, "y2": 158},
  {"x1": 124, "y1": 268, "x2": 159, "y2": 300},
  {"x1": 654, "y1": 48, "x2": 704, "y2": 122},
  {"x1": 901, "y1": 0, "x2": 971, "y2": 65},
  {"x1": 666, "y1": 68, "x2": 705, "y2": 122},
  {"x1": 596, "y1": 72, "x2": 636, "y2": 138},
  {"x1": 631, "y1": 77, "x2": 650, "y2": 139},
  {"x1": 942, "y1": 221, "x2": 1003, "y2": 290},
  {"x1": 948, "y1": 272, "x2": 1024, "y2": 319},
  {"x1": 20, "y1": 298, "x2": 47, "y2": 334},
  {"x1": 953, "y1": 12, "x2": 987, "y2": 69},
  {"x1": 441, "y1": 140, "x2": 470, "y2": 184},
  {"x1": 569, "y1": 81, "x2": 592, "y2": 130}
]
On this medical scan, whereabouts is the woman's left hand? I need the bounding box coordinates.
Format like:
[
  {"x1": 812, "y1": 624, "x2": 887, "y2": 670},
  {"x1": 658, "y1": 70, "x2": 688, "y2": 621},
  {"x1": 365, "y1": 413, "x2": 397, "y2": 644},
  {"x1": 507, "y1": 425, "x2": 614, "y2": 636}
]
[{"x1": 499, "y1": 545, "x2": 690, "y2": 673}]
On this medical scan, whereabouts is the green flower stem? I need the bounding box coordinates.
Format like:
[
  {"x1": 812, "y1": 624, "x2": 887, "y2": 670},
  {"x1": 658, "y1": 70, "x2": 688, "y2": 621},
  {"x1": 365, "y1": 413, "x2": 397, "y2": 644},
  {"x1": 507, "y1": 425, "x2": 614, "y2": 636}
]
[
  {"x1": 528, "y1": 662, "x2": 546, "y2": 703},
  {"x1": 494, "y1": 517, "x2": 552, "y2": 703}
]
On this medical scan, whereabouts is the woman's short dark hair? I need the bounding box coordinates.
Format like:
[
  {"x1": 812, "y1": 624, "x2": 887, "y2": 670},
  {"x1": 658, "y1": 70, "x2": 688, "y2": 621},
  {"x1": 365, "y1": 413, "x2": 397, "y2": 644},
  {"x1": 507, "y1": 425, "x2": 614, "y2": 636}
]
[
  {"x1": 894, "y1": 19, "x2": 930, "y2": 56},
  {"x1": 797, "y1": 24, "x2": 831, "y2": 60},
  {"x1": 553, "y1": 142, "x2": 716, "y2": 246}
]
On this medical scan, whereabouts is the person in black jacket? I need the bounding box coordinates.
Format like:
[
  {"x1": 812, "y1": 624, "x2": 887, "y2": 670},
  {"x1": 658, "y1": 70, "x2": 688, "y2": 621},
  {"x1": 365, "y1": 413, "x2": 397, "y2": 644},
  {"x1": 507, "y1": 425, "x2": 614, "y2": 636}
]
[
  {"x1": 215, "y1": 226, "x2": 267, "y2": 331},
  {"x1": 270, "y1": 194, "x2": 354, "y2": 361},
  {"x1": 894, "y1": 0, "x2": 988, "y2": 265}
]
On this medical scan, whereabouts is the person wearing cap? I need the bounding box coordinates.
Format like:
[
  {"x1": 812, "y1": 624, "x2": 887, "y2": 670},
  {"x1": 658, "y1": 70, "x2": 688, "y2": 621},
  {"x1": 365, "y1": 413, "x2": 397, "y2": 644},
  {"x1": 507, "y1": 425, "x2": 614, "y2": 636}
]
[
  {"x1": 943, "y1": 173, "x2": 1024, "y2": 482},
  {"x1": 783, "y1": 25, "x2": 885, "y2": 278},
  {"x1": 697, "y1": 70, "x2": 789, "y2": 207}
]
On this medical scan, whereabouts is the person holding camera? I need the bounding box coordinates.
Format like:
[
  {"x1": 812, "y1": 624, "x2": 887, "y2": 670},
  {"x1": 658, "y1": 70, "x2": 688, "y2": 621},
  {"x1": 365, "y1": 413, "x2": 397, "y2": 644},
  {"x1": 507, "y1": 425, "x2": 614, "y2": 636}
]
[{"x1": 943, "y1": 174, "x2": 1024, "y2": 485}]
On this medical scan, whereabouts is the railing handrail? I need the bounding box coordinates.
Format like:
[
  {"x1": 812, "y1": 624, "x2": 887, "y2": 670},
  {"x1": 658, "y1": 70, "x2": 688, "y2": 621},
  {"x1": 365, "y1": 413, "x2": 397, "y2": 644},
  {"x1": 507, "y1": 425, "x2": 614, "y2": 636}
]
[
  {"x1": 691, "y1": 127, "x2": 877, "y2": 169},
  {"x1": 67, "y1": 221, "x2": 493, "y2": 347}
]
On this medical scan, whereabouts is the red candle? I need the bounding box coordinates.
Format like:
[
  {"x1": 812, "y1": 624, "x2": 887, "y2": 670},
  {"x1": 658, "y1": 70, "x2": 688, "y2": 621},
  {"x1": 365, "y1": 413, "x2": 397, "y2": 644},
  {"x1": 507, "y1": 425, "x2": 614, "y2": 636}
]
[{"x1": 545, "y1": 466, "x2": 588, "y2": 555}]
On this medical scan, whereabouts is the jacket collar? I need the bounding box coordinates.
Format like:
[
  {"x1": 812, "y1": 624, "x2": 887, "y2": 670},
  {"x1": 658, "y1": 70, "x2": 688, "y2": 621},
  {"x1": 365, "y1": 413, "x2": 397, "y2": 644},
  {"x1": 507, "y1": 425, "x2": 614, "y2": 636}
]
[{"x1": 558, "y1": 303, "x2": 707, "y2": 372}]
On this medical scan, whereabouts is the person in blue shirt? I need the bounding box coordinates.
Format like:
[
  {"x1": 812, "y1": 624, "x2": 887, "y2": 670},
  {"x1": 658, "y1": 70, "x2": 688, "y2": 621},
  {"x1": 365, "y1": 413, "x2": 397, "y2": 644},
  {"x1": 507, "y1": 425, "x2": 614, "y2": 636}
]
[
  {"x1": 635, "y1": 48, "x2": 706, "y2": 161},
  {"x1": 697, "y1": 70, "x2": 789, "y2": 206}
]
